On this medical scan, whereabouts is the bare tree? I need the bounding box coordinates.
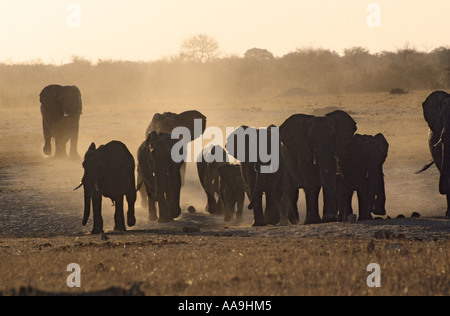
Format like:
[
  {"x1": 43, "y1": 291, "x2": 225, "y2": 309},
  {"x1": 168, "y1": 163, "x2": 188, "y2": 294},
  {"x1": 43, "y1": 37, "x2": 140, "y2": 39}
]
[{"x1": 180, "y1": 34, "x2": 220, "y2": 63}]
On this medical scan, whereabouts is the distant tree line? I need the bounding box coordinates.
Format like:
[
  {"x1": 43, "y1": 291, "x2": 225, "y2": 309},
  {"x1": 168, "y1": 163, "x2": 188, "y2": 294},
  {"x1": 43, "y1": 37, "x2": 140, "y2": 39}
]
[{"x1": 0, "y1": 40, "x2": 449, "y2": 107}]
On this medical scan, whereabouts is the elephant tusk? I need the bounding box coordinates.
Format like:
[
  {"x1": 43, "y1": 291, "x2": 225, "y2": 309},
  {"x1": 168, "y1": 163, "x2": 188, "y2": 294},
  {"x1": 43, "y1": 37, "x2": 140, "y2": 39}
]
[
  {"x1": 434, "y1": 138, "x2": 443, "y2": 147},
  {"x1": 435, "y1": 129, "x2": 445, "y2": 147},
  {"x1": 74, "y1": 183, "x2": 83, "y2": 191}
]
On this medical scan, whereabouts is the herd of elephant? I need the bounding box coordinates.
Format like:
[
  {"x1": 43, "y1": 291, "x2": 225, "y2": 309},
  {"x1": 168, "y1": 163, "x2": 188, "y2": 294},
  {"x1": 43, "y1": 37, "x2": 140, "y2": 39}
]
[{"x1": 40, "y1": 85, "x2": 450, "y2": 234}]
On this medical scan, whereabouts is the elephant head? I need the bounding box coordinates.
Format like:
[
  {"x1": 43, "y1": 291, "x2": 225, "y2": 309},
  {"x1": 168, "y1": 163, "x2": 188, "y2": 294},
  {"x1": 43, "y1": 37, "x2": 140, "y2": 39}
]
[
  {"x1": 280, "y1": 111, "x2": 357, "y2": 223},
  {"x1": 201, "y1": 145, "x2": 229, "y2": 196},
  {"x1": 146, "y1": 110, "x2": 207, "y2": 142},
  {"x1": 146, "y1": 131, "x2": 183, "y2": 222},
  {"x1": 422, "y1": 91, "x2": 450, "y2": 194}
]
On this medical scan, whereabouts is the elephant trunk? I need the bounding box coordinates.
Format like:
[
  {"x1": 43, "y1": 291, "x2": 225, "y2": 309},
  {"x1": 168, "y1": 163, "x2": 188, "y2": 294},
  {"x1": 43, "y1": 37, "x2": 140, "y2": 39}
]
[
  {"x1": 82, "y1": 185, "x2": 91, "y2": 226},
  {"x1": 366, "y1": 165, "x2": 380, "y2": 216},
  {"x1": 320, "y1": 163, "x2": 337, "y2": 222}
]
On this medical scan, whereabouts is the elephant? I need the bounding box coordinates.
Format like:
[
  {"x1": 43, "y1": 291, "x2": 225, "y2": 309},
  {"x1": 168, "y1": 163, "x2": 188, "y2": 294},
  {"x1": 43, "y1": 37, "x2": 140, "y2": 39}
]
[
  {"x1": 279, "y1": 110, "x2": 357, "y2": 224},
  {"x1": 137, "y1": 132, "x2": 184, "y2": 223},
  {"x1": 40, "y1": 85, "x2": 82, "y2": 159},
  {"x1": 197, "y1": 145, "x2": 228, "y2": 215},
  {"x1": 219, "y1": 164, "x2": 246, "y2": 223},
  {"x1": 336, "y1": 133, "x2": 389, "y2": 221},
  {"x1": 75, "y1": 141, "x2": 136, "y2": 234},
  {"x1": 138, "y1": 110, "x2": 207, "y2": 208},
  {"x1": 226, "y1": 125, "x2": 283, "y2": 226},
  {"x1": 418, "y1": 91, "x2": 450, "y2": 218}
]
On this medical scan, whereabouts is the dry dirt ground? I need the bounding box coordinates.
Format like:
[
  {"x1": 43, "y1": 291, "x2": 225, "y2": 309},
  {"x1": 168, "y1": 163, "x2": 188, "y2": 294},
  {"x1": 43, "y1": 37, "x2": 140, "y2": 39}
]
[{"x1": 0, "y1": 91, "x2": 449, "y2": 296}]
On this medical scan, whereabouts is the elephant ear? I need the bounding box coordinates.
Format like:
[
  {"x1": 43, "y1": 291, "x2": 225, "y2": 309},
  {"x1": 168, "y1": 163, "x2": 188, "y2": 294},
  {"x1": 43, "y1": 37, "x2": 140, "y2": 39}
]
[
  {"x1": 40, "y1": 85, "x2": 63, "y2": 113},
  {"x1": 279, "y1": 114, "x2": 314, "y2": 158},
  {"x1": 374, "y1": 133, "x2": 389, "y2": 161},
  {"x1": 177, "y1": 110, "x2": 207, "y2": 141},
  {"x1": 67, "y1": 86, "x2": 82, "y2": 115},
  {"x1": 423, "y1": 91, "x2": 450, "y2": 134}
]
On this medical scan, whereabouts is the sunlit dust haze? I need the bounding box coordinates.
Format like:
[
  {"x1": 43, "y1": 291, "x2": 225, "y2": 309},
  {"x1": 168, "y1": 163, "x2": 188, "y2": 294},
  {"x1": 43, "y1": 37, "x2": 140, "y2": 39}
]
[{"x1": 0, "y1": 0, "x2": 449, "y2": 64}]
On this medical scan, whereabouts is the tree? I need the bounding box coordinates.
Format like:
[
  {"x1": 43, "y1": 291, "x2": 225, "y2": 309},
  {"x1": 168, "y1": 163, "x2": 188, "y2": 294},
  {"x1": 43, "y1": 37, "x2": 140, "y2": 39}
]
[
  {"x1": 180, "y1": 34, "x2": 220, "y2": 63},
  {"x1": 244, "y1": 48, "x2": 275, "y2": 62}
]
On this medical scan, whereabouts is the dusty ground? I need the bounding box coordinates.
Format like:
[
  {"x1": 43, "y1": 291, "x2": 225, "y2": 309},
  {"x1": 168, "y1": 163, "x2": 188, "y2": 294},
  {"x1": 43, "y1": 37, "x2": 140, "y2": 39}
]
[{"x1": 0, "y1": 91, "x2": 449, "y2": 296}]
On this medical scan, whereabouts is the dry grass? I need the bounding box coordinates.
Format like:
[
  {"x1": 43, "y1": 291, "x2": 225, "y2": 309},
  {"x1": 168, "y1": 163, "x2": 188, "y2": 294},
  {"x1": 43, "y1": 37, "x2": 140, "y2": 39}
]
[{"x1": 0, "y1": 234, "x2": 448, "y2": 296}]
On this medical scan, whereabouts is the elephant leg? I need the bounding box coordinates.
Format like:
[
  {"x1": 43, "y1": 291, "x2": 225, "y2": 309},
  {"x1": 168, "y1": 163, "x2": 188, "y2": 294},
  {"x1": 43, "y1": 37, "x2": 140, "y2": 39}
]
[
  {"x1": 236, "y1": 194, "x2": 244, "y2": 223},
  {"x1": 373, "y1": 173, "x2": 387, "y2": 216},
  {"x1": 321, "y1": 169, "x2": 338, "y2": 223},
  {"x1": 180, "y1": 163, "x2": 186, "y2": 186},
  {"x1": 342, "y1": 190, "x2": 354, "y2": 221},
  {"x1": 126, "y1": 190, "x2": 136, "y2": 227},
  {"x1": 146, "y1": 185, "x2": 158, "y2": 221},
  {"x1": 91, "y1": 193, "x2": 104, "y2": 235},
  {"x1": 304, "y1": 186, "x2": 322, "y2": 225},
  {"x1": 265, "y1": 192, "x2": 281, "y2": 226},
  {"x1": 251, "y1": 192, "x2": 266, "y2": 227},
  {"x1": 42, "y1": 119, "x2": 52, "y2": 156},
  {"x1": 157, "y1": 195, "x2": 171, "y2": 223},
  {"x1": 446, "y1": 195, "x2": 450, "y2": 218},
  {"x1": 114, "y1": 196, "x2": 127, "y2": 232},
  {"x1": 54, "y1": 134, "x2": 69, "y2": 159},
  {"x1": 206, "y1": 193, "x2": 217, "y2": 214},
  {"x1": 284, "y1": 181, "x2": 299, "y2": 225},
  {"x1": 137, "y1": 170, "x2": 148, "y2": 209},
  {"x1": 68, "y1": 116, "x2": 80, "y2": 160},
  {"x1": 357, "y1": 188, "x2": 373, "y2": 221}
]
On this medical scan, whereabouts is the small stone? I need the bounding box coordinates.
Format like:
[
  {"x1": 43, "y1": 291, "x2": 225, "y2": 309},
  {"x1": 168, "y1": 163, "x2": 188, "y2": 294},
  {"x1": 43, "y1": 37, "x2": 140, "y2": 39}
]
[
  {"x1": 188, "y1": 206, "x2": 197, "y2": 213},
  {"x1": 396, "y1": 215, "x2": 406, "y2": 219},
  {"x1": 411, "y1": 212, "x2": 421, "y2": 219}
]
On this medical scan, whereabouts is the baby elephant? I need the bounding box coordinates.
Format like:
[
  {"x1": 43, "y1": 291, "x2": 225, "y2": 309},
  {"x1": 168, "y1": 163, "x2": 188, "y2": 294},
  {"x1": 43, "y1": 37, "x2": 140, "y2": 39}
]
[
  {"x1": 219, "y1": 164, "x2": 246, "y2": 223},
  {"x1": 336, "y1": 133, "x2": 389, "y2": 221},
  {"x1": 75, "y1": 141, "x2": 137, "y2": 234}
]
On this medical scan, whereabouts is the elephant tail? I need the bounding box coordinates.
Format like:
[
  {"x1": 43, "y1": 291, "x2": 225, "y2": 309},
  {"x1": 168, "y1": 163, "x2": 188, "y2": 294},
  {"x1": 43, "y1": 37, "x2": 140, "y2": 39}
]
[{"x1": 415, "y1": 161, "x2": 435, "y2": 174}]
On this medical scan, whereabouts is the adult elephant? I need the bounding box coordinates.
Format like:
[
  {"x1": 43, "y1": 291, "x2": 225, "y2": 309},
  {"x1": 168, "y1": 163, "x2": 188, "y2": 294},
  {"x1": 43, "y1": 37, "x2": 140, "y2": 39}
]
[
  {"x1": 138, "y1": 110, "x2": 207, "y2": 208},
  {"x1": 226, "y1": 125, "x2": 283, "y2": 226},
  {"x1": 137, "y1": 132, "x2": 184, "y2": 223},
  {"x1": 197, "y1": 145, "x2": 229, "y2": 215},
  {"x1": 336, "y1": 133, "x2": 389, "y2": 221},
  {"x1": 419, "y1": 91, "x2": 450, "y2": 218},
  {"x1": 40, "y1": 85, "x2": 82, "y2": 159},
  {"x1": 280, "y1": 110, "x2": 357, "y2": 224},
  {"x1": 75, "y1": 141, "x2": 136, "y2": 234}
]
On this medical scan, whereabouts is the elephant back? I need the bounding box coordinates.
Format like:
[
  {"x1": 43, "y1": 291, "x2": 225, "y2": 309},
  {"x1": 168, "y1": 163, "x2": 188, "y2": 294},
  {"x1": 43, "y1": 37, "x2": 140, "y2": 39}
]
[{"x1": 146, "y1": 110, "x2": 207, "y2": 141}]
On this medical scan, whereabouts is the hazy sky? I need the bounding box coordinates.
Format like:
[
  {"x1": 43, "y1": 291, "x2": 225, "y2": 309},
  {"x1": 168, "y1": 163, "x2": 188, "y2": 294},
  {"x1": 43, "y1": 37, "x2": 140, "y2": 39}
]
[{"x1": 0, "y1": 0, "x2": 449, "y2": 63}]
